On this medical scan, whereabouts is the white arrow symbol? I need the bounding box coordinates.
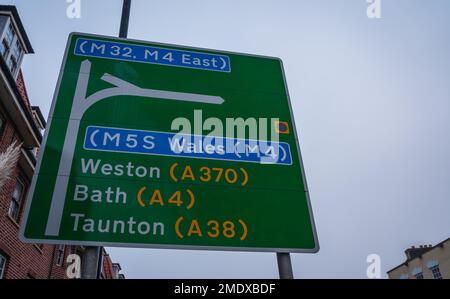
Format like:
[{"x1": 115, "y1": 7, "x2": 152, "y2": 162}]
[
  {"x1": 99, "y1": 72, "x2": 224, "y2": 105},
  {"x1": 45, "y1": 59, "x2": 224, "y2": 236}
]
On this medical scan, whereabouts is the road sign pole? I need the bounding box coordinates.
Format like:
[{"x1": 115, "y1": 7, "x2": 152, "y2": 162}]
[
  {"x1": 81, "y1": 0, "x2": 132, "y2": 279},
  {"x1": 81, "y1": 246, "x2": 101, "y2": 279},
  {"x1": 277, "y1": 253, "x2": 294, "y2": 279},
  {"x1": 119, "y1": 0, "x2": 132, "y2": 38}
]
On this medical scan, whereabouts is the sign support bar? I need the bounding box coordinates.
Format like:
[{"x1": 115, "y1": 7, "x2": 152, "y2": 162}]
[
  {"x1": 81, "y1": 246, "x2": 102, "y2": 279},
  {"x1": 82, "y1": 0, "x2": 132, "y2": 279},
  {"x1": 277, "y1": 253, "x2": 294, "y2": 279},
  {"x1": 119, "y1": 0, "x2": 132, "y2": 38}
]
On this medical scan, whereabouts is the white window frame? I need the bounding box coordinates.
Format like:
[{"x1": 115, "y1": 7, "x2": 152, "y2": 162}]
[
  {"x1": 0, "y1": 21, "x2": 14, "y2": 61},
  {"x1": 6, "y1": 54, "x2": 17, "y2": 74},
  {"x1": 0, "y1": 253, "x2": 7, "y2": 279},
  {"x1": 0, "y1": 114, "x2": 4, "y2": 136},
  {"x1": 55, "y1": 245, "x2": 65, "y2": 266},
  {"x1": 11, "y1": 39, "x2": 22, "y2": 60},
  {"x1": 8, "y1": 178, "x2": 25, "y2": 222},
  {"x1": 0, "y1": 38, "x2": 8, "y2": 58},
  {"x1": 414, "y1": 272, "x2": 424, "y2": 279},
  {"x1": 0, "y1": 18, "x2": 24, "y2": 78},
  {"x1": 0, "y1": 17, "x2": 9, "y2": 51},
  {"x1": 430, "y1": 265, "x2": 443, "y2": 279},
  {"x1": 4, "y1": 22, "x2": 15, "y2": 46}
]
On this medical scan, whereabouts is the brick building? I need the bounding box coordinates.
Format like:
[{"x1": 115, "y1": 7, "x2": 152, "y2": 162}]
[
  {"x1": 100, "y1": 247, "x2": 125, "y2": 279},
  {"x1": 0, "y1": 5, "x2": 123, "y2": 279}
]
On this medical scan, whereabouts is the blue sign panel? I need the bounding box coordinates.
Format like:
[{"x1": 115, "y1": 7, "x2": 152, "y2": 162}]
[
  {"x1": 83, "y1": 126, "x2": 292, "y2": 165},
  {"x1": 74, "y1": 38, "x2": 231, "y2": 73}
]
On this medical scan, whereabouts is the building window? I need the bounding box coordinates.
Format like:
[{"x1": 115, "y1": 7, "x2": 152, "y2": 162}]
[
  {"x1": 430, "y1": 266, "x2": 443, "y2": 279},
  {"x1": 8, "y1": 178, "x2": 25, "y2": 222},
  {"x1": 0, "y1": 253, "x2": 7, "y2": 279},
  {"x1": 55, "y1": 245, "x2": 65, "y2": 266},
  {"x1": 7, "y1": 39, "x2": 22, "y2": 74},
  {"x1": 0, "y1": 114, "x2": 4, "y2": 137},
  {"x1": 414, "y1": 272, "x2": 424, "y2": 279},
  {"x1": 6, "y1": 54, "x2": 17, "y2": 74},
  {"x1": 112, "y1": 263, "x2": 122, "y2": 279},
  {"x1": 35, "y1": 244, "x2": 44, "y2": 251},
  {"x1": 5, "y1": 23, "x2": 15, "y2": 46},
  {"x1": 11, "y1": 39, "x2": 22, "y2": 61},
  {"x1": 1, "y1": 22, "x2": 24, "y2": 77},
  {"x1": 1, "y1": 23, "x2": 14, "y2": 59},
  {"x1": 0, "y1": 39, "x2": 7, "y2": 57}
]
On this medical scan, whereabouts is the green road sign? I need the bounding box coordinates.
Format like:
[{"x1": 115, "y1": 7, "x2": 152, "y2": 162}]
[{"x1": 20, "y1": 33, "x2": 319, "y2": 253}]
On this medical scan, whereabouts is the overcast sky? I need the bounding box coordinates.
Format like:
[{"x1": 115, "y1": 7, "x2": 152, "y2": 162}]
[{"x1": 6, "y1": 0, "x2": 450, "y2": 278}]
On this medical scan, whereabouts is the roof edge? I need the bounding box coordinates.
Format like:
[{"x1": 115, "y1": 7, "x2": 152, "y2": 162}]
[
  {"x1": 31, "y1": 106, "x2": 46, "y2": 128},
  {"x1": 387, "y1": 237, "x2": 450, "y2": 274}
]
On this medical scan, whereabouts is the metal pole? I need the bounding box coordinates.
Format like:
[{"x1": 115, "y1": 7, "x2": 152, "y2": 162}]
[
  {"x1": 81, "y1": 247, "x2": 101, "y2": 279},
  {"x1": 277, "y1": 253, "x2": 294, "y2": 279},
  {"x1": 96, "y1": 247, "x2": 104, "y2": 278},
  {"x1": 119, "y1": 0, "x2": 132, "y2": 38},
  {"x1": 80, "y1": 0, "x2": 132, "y2": 279}
]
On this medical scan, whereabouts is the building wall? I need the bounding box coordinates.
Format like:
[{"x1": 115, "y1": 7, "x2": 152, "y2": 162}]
[
  {"x1": 388, "y1": 239, "x2": 450, "y2": 279},
  {"x1": 101, "y1": 252, "x2": 115, "y2": 279},
  {"x1": 15, "y1": 70, "x2": 32, "y2": 113},
  {"x1": 0, "y1": 69, "x2": 78, "y2": 279},
  {"x1": 48, "y1": 246, "x2": 73, "y2": 279},
  {"x1": 0, "y1": 106, "x2": 53, "y2": 279},
  {"x1": 0, "y1": 100, "x2": 76, "y2": 279},
  {"x1": 0, "y1": 6, "x2": 122, "y2": 279},
  {"x1": 0, "y1": 7, "x2": 67, "y2": 279}
]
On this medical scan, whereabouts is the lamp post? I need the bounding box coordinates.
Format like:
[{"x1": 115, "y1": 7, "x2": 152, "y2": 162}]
[
  {"x1": 119, "y1": 0, "x2": 132, "y2": 38},
  {"x1": 81, "y1": 0, "x2": 132, "y2": 279}
]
